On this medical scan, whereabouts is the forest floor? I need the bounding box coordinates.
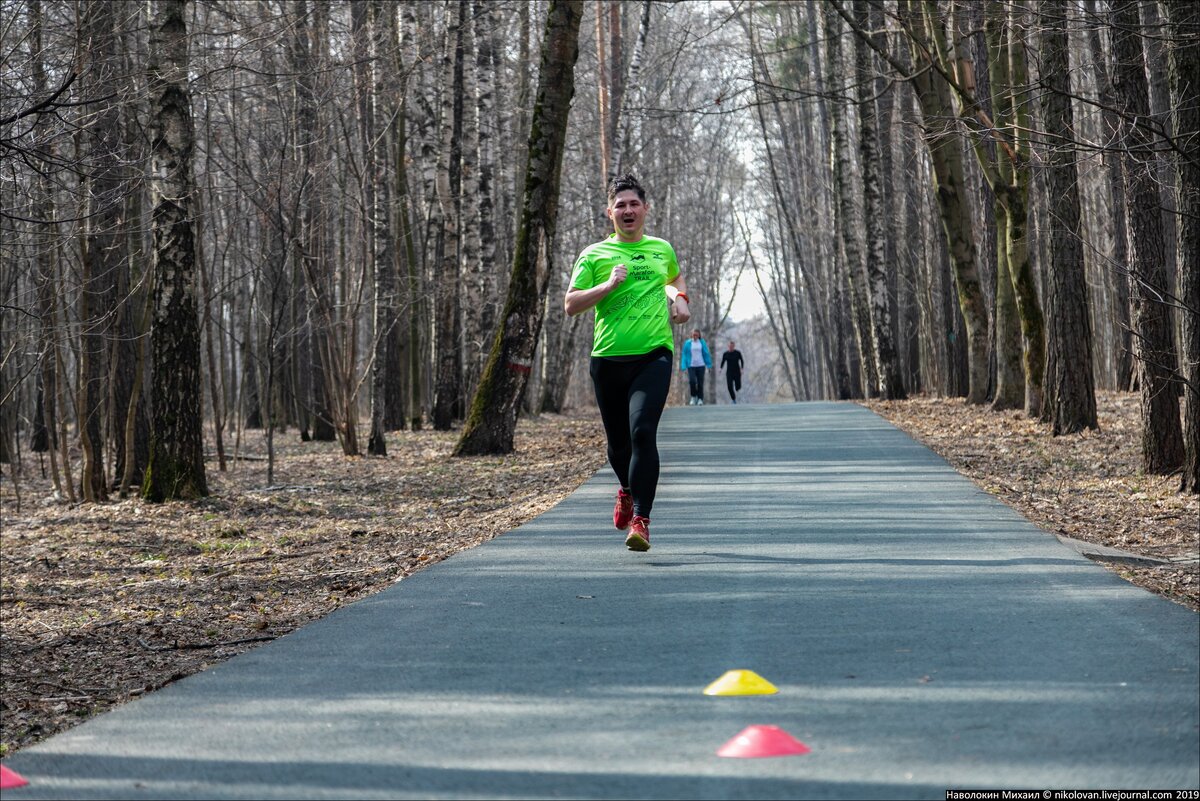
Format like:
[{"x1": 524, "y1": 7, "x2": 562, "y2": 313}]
[{"x1": 1, "y1": 391, "x2": 1196, "y2": 757}]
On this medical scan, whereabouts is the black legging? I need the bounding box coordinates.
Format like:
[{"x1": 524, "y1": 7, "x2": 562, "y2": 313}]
[
  {"x1": 590, "y1": 348, "x2": 672, "y2": 518},
  {"x1": 726, "y1": 371, "x2": 741, "y2": 401}
]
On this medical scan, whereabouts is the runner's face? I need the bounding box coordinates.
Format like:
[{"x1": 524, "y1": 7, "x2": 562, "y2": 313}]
[{"x1": 607, "y1": 190, "x2": 647, "y2": 240}]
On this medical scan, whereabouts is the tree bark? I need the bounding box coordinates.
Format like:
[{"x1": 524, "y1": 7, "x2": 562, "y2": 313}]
[
  {"x1": 27, "y1": 0, "x2": 68, "y2": 498},
  {"x1": 356, "y1": 1, "x2": 394, "y2": 456},
  {"x1": 396, "y1": 3, "x2": 424, "y2": 432},
  {"x1": 1166, "y1": 0, "x2": 1200, "y2": 492},
  {"x1": 900, "y1": 0, "x2": 990, "y2": 403},
  {"x1": 826, "y1": 7, "x2": 876, "y2": 398},
  {"x1": 473, "y1": 0, "x2": 500, "y2": 374},
  {"x1": 608, "y1": 0, "x2": 650, "y2": 180},
  {"x1": 289, "y1": 0, "x2": 335, "y2": 443},
  {"x1": 994, "y1": 6, "x2": 1044, "y2": 416},
  {"x1": 595, "y1": 0, "x2": 612, "y2": 180},
  {"x1": 112, "y1": 14, "x2": 150, "y2": 492},
  {"x1": 432, "y1": 2, "x2": 465, "y2": 430},
  {"x1": 1085, "y1": 0, "x2": 1133, "y2": 390},
  {"x1": 1111, "y1": 0, "x2": 1184, "y2": 473},
  {"x1": 78, "y1": 0, "x2": 126, "y2": 501},
  {"x1": 142, "y1": 0, "x2": 208, "y2": 501},
  {"x1": 460, "y1": 3, "x2": 485, "y2": 399},
  {"x1": 1038, "y1": 0, "x2": 1098, "y2": 434},
  {"x1": 983, "y1": 5, "x2": 1030, "y2": 411},
  {"x1": 856, "y1": 0, "x2": 905, "y2": 399},
  {"x1": 454, "y1": 0, "x2": 582, "y2": 456}
]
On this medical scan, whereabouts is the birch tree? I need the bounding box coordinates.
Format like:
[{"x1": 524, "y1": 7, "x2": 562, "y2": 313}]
[
  {"x1": 455, "y1": 0, "x2": 582, "y2": 456},
  {"x1": 355, "y1": 0, "x2": 393, "y2": 456},
  {"x1": 432, "y1": 2, "x2": 465, "y2": 430},
  {"x1": 826, "y1": 7, "x2": 876, "y2": 398},
  {"x1": 142, "y1": 0, "x2": 207, "y2": 501},
  {"x1": 855, "y1": 0, "x2": 904, "y2": 399}
]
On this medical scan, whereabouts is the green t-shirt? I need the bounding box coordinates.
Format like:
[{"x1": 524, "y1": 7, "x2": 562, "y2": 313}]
[{"x1": 570, "y1": 234, "x2": 680, "y2": 357}]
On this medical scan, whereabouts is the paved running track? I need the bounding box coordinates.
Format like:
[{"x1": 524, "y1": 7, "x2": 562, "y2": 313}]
[{"x1": 3, "y1": 402, "x2": 1197, "y2": 799}]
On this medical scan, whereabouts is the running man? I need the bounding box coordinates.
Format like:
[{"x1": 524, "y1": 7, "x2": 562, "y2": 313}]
[
  {"x1": 720, "y1": 340, "x2": 744, "y2": 403},
  {"x1": 564, "y1": 174, "x2": 690, "y2": 552}
]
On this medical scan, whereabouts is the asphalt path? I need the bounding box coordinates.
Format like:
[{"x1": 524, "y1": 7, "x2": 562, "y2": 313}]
[{"x1": 4, "y1": 402, "x2": 1197, "y2": 799}]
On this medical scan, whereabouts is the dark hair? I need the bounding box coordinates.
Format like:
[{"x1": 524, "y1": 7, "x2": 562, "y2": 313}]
[{"x1": 607, "y1": 173, "x2": 646, "y2": 204}]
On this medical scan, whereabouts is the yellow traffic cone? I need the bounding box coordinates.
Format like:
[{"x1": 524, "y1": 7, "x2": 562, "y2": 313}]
[{"x1": 702, "y1": 669, "x2": 779, "y2": 696}]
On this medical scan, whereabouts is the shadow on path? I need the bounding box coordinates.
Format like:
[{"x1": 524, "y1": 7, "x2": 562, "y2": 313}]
[{"x1": 5, "y1": 402, "x2": 1197, "y2": 799}]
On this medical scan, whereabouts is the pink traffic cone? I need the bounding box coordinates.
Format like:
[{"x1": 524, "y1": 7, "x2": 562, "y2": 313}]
[
  {"x1": 716, "y1": 724, "x2": 812, "y2": 758},
  {"x1": 0, "y1": 764, "x2": 29, "y2": 789}
]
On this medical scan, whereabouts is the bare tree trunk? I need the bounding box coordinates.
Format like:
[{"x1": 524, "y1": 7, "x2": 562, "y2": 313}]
[
  {"x1": 394, "y1": 4, "x2": 423, "y2": 432},
  {"x1": 460, "y1": 4, "x2": 485, "y2": 398},
  {"x1": 474, "y1": 0, "x2": 500, "y2": 354},
  {"x1": 990, "y1": 197, "x2": 1023, "y2": 410},
  {"x1": 900, "y1": 0, "x2": 990, "y2": 403},
  {"x1": 1140, "y1": 0, "x2": 1178, "y2": 294},
  {"x1": 993, "y1": 4, "x2": 1044, "y2": 415},
  {"x1": 290, "y1": 0, "x2": 336, "y2": 443},
  {"x1": 78, "y1": 0, "x2": 127, "y2": 501},
  {"x1": 1111, "y1": 0, "x2": 1184, "y2": 474},
  {"x1": 455, "y1": 0, "x2": 582, "y2": 456},
  {"x1": 112, "y1": 14, "x2": 150, "y2": 491},
  {"x1": 595, "y1": 0, "x2": 612, "y2": 180},
  {"x1": 1038, "y1": 0, "x2": 1098, "y2": 434},
  {"x1": 374, "y1": 1, "x2": 400, "y2": 437},
  {"x1": 27, "y1": 0, "x2": 68, "y2": 498},
  {"x1": 983, "y1": 5, "x2": 1026, "y2": 411},
  {"x1": 826, "y1": 7, "x2": 875, "y2": 398},
  {"x1": 142, "y1": 0, "x2": 208, "y2": 501},
  {"x1": 432, "y1": 2, "x2": 465, "y2": 430},
  {"x1": 510, "y1": 0, "x2": 533, "y2": 233},
  {"x1": 608, "y1": 0, "x2": 650, "y2": 179},
  {"x1": 538, "y1": 313, "x2": 581, "y2": 414},
  {"x1": 856, "y1": 0, "x2": 905, "y2": 399},
  {"x1": 1166, "y1": 0, "x2": 1199, "y2": 492},
  {"x1": 290, "y1": 0, "x2": 357, "y2": 454},
  {"x1": 198, "y1": 97, "x2": 230, "y2": 469},
  {"x1": 1085, "y1": 0, "x2": 1134, "y2": 390},
  {"x1": 355, "y1": 1, "x2": 394, "y2": 456},
  {"x1": 119, "y1": 75, "x2": 153, "y2": 495}
]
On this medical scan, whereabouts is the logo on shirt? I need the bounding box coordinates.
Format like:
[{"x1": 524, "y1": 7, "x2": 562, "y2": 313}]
[{"x1": 631, "y1": 254, "x2": 646, "y2": 262}]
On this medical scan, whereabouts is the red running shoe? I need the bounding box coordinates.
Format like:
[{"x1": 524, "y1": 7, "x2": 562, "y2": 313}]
[
  {"x1": 613, "y1": 489, "x2": 633, "y2": 531},
  {"x1": 625, "y1": 516, "x2": 650, "y2": 552}
]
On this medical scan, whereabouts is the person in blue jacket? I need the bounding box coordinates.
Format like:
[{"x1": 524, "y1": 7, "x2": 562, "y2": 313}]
[{"x1": 680, "y1": 329, "x2": 712, "y2": 405}]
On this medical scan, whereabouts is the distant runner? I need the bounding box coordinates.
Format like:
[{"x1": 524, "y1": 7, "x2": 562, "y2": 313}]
[
  {"x1": 720, "y1": 340, "x2": 744, "y2": 403},
  {"x1": 564, "y1": 174, "x2": 690, "y2": 552},
  {"x1": 680, "y1": 329, "x2": 712, "y2": 405}
]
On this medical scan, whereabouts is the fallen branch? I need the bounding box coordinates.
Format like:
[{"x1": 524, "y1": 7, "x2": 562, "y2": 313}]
[
  {"x1": 34, "y1": 680, "x2": 108, "y2": 694},
  {"x1": 137, "y1": 635, "x2": 274, "y2": 652}
]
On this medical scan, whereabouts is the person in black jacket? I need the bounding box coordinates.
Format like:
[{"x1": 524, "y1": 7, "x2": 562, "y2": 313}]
[{"x1": 720, "y1": 341, "x2": 745, "y2": 403}]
